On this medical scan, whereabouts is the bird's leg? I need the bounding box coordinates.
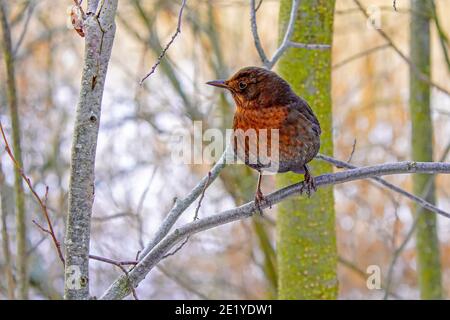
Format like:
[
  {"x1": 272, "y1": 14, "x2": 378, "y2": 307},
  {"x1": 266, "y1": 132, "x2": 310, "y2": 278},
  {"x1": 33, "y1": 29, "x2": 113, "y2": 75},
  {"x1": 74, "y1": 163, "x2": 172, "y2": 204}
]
[
  {"x1": 300, "y1": 165, "x2": 316, "y2": 197},
  {"x1": 254, "y1": 171, "x2": 265, "y2": 215}
]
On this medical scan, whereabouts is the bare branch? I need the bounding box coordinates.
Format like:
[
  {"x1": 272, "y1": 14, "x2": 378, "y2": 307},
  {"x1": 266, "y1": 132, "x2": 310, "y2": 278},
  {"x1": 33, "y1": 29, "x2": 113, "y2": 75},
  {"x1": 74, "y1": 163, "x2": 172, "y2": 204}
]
[
  {"x1": 316, "y1": 154, "x2": 450, "y2": 219},
  {"x1": 383, "y1": 217, "x2": 417, "y2": 299},
  {"x1": 254, "y1": 0, "x2": 263, "y2": 12},
  {"x1": 140, "y1": 0, "x2": 187, "y2": 85},
  {"x1": 338, "y1": 256, "x2": 401, "y2": 299},
  {"x1": 161, "y1": 236, "x2": 189, "y2": 259},
  {"x1": 89, "y1": 254, "x2": 137, "y2": 266},
  {"x1": 332, "y1": 44, "x2": 390, "y2": 70},
  {"x1": 158, "y1": 171, "x2": 211, "y2": 261},
  {"x1": 0, "y1": 121, "x2": 65, "y2": 265},
  {"x1": 156, "y1": 265, "x2": 209, "y2": 300},
  {"x1": 250, "y1": 0, "x2": 330, "y2": 69},
  {"x1": 346, "y1": 139, "x2": 357, "y2": 163},
  {"x1": 194, "y1": 172, "x2": 210, "y2": 221},
  {"x1": 89, "y1": 254, "x2": 139, "y2": 300},
  {"x1": 136, "y1": 148, "x2": 228, "y2": 261},
  {"x1": 101, "y1": 160, "x2": 450, "y2": 299},
  {"x1": 13, "y1": 0, "x2": 36, "y2": 56},
  {"x1": 250, "y1": 0, "x2": 270, "y2": 66}
]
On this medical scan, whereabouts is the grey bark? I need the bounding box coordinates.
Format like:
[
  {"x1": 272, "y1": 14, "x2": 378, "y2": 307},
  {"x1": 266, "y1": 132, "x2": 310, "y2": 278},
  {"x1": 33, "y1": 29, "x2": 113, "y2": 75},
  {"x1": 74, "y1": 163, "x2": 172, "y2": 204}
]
[{"x1": 64, "y1": 0, "x2": 118, "y2": 300}]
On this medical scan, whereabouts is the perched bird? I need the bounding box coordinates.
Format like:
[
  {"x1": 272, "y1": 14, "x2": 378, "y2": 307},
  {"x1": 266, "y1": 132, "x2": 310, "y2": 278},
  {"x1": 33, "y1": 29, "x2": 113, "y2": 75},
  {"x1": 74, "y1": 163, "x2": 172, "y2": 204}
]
[{"x1": 207, "y1": 66, "x2": 321, "y2": 208}]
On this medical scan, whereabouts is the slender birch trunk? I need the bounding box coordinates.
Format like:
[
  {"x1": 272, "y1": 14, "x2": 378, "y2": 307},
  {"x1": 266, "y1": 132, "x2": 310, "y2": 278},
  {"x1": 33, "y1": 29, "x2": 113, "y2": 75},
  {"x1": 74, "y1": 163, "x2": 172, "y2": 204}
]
[{"x1": 64, "y1": 0, "x2": 118, "y2": 300}]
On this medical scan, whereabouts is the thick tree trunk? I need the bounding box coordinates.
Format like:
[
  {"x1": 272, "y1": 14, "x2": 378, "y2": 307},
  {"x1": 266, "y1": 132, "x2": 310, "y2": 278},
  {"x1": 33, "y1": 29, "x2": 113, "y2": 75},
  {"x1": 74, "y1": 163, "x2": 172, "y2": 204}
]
[
  {"x1": 64, "y1": 0, "x2": 118, "y2": 300},
  {"x1": 0, "y1": 0, "x2": 28, "y2": 299},
  {"x1": 410, "y1": 0, "x2": 442, "y2": 300},
  {"x1": 276, "y1": 0, "x2": 337, "y2": 299}
]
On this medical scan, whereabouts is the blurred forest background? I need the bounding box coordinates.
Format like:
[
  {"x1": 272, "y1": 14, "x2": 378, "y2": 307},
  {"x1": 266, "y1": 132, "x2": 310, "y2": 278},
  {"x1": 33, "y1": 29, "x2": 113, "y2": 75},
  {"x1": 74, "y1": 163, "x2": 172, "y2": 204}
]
[{"x1": 1, "y1": 0, "x2": 450, "y2": 299}]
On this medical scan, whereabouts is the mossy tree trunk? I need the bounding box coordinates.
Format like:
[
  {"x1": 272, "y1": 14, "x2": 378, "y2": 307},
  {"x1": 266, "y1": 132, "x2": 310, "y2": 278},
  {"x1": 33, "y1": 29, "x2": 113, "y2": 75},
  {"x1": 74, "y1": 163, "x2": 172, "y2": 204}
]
[
  {"x1": 410, "y1": 0, "x2": 442, "y2": 300},
  {"x1": 276, "y1": 0, "x2": 337, "y2": 299}
]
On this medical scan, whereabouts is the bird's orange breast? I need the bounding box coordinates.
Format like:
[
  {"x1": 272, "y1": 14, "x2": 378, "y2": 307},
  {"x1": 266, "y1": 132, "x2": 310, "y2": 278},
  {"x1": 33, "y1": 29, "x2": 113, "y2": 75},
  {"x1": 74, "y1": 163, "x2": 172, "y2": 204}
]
[
  {"x1": 231, "y1": 104, "x2": 319, "y2": 172},
  {"x1": 233, "y1": 105, "x2": 288, "y2": 131}
]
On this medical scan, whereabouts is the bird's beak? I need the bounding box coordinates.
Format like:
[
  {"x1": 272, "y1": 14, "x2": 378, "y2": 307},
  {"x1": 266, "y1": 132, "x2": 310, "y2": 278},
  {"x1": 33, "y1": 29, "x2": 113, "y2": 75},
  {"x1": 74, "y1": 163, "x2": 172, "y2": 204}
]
[{"x1": 206, "y1": 79, "x2": 228, "y2": 89}]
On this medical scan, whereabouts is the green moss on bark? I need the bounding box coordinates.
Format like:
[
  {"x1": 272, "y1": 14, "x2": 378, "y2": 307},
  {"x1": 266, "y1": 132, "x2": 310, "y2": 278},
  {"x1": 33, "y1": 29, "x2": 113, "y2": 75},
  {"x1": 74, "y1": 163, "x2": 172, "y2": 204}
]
[
  {"x1": 276, "y1": 0, "x2": 337, "y2": 299},
  {"x1": 410, "y1": 0, "x2": 442, "y2": 300}
]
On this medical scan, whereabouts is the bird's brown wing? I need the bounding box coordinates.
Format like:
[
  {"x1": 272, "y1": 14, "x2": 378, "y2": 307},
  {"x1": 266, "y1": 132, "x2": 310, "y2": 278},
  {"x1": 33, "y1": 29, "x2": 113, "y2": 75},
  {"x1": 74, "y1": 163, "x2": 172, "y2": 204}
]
[
  {"x1": 286, "y1": 97, "x2": 321, "y2": 135},
  {"x1": 278, "y1": 97, "x2": 321, "y2": 169}
]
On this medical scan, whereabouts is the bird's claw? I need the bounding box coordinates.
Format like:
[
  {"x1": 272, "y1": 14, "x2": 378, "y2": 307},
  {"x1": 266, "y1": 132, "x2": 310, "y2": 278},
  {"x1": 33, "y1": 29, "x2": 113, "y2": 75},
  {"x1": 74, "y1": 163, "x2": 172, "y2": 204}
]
[
  {"x1": 300, "y1": 174, "x2": 317, "y2": 197},
  {"x1": 254, "y1": 190, "x2": 265, "y2": 216}
]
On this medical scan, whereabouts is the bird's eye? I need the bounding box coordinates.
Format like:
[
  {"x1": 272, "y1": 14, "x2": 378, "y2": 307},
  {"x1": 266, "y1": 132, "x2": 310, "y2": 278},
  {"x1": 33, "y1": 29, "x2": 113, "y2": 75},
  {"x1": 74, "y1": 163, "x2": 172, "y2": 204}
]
[{"x1": 239, "y1": 82, "x2": 247, "y2": 90}]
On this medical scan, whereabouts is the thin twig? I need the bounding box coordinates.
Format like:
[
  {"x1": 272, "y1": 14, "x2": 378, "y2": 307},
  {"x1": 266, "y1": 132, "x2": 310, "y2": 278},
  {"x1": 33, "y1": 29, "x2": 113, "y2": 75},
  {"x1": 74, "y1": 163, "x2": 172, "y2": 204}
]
[
  {"x1": 250, "y1": 0, "x2": 270, "y2": 66},
  {"x1": 254, "y1": 0, "x2": 263, "y2": 12},
  {"x1": 32, "y1": 219, "x2": 52, "y2": 236},
  {"x1": 92, "y1": 212, "x2": 132, "y2": 222},
  {"x1": 0, "y1": 121, "x2": 65, "y2": 265},
  {"x1": 89, "y1": 254, "x2": 139, "y2": 299},
  {"x1": 332, "y1": 44, "x2": 390, "y2": 70},
  {"x1": 89, "y1": 254, "x2": 138, "y2": 266},
  {"x1": 73, "y1": 0, "x2": 86, "y2": 19},
  {"x1": 91, "y1": 254, "x2": 139, "y2": 299},
  {"x1": 347, "y1": 139, "x2": 357, "y2": 163},
  {"x1": 157, "y1": 265, "x2": 209, "y2": 299},
  {"x1": 430, "y1": 0, "x2": 450, "y2": 73},
  {"x1": 338, "y1": 256, "x2": 401, "y2": 299},
  {"x1": 161, "y1": 236, "x2": 189, "y2": 259},
  {"x1": 161, "y1": 171, "x2": 211, "y2": 259},
  {"x1": 194, "y1": 172, "x2": 210, "y2": 220},
  {"x1": 135, "y1": 168, "x2": 157, "y2": 248},
  {"x1": 383, "y1": 217, "x2": 418, "y2": 299},
  {"x1": 13, "y1": 0, "x2": 36, "y2": 57},
  {"x1": 266, "y1": 0, "x2": 300, "y2": 68},
  {"x1": 26, "y1": 235, "x2": 46, "y2": 256},
  {"x1": 140, "y1": 0, "x2": 187, "y2": 84}
]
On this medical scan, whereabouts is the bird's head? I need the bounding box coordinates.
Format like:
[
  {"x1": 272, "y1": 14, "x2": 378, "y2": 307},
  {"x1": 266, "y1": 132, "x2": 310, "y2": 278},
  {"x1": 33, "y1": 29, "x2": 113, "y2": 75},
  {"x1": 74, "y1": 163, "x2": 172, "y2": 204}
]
[{"x1": 207, "y1": 66, "x2": 293, "y2": 109}]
